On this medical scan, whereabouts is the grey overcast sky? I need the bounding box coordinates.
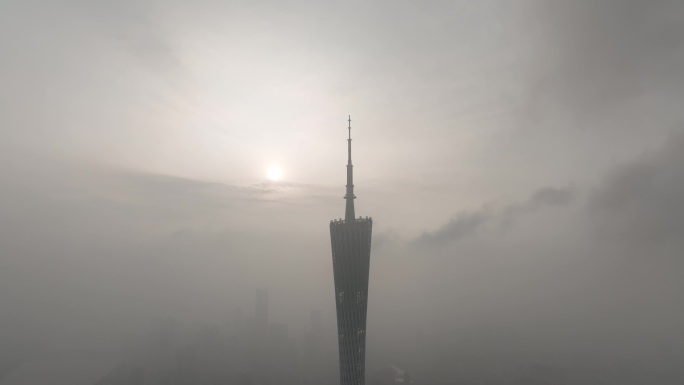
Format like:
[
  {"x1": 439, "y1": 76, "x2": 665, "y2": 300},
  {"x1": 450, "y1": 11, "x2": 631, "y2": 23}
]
[{"x1": 1, "y1": 0, "x2": 684, "y2": 360}]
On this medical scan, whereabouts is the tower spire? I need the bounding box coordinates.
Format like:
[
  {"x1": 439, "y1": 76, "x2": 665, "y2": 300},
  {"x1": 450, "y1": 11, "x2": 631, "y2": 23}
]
[
  {"x1": 330, "y1": 115, "x2": 373, "y2": 385},
  {"x1": 344, "y1": 115, "x2": 355, "y2": 221}
]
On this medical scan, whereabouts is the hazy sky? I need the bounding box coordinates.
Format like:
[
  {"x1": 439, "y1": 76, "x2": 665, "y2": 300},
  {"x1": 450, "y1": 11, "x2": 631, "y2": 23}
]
[{"x1": 1, "y1": 0, "x2": 684, "y2": 361}]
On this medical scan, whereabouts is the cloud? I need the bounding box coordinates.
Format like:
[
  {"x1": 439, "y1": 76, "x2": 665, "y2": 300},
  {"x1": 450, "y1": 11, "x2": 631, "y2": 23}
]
[
  {"x1": 0, "y1": 160, "x2": 343, "y2": 337},
  {"x1": 525, "y1": 0, "x2": 684, "y2": 122},
  {"x1": 530, "y1": 186, "x2": 576, "y2": 206},
  {"x1": 0, "y1": 161, "x2": 340, "y2": 262},
  {"x1": 76, "y1": 0, "x2": 183, "y2": 73},
  {"x1": 587, "y1": 129, "x2": 684, "y2": 248},
  {"x1": 414, "y1": 185, "x2": 576, "y2": 248}
]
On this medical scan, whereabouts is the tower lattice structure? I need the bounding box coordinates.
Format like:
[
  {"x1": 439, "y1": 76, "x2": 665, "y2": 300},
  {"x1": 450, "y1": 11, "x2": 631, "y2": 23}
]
[{"x1": 330, "y1": 116, "x2": 373, "y2": 385}]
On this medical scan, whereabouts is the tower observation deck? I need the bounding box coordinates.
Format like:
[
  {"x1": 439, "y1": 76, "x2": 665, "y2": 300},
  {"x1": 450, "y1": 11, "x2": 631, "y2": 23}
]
[{"x1": 329, "y1": 116, "x2": 373, "y2": 385}]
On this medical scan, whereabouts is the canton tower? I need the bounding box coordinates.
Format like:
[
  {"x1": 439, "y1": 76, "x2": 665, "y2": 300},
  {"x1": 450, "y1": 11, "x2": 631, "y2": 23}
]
[{"x1": 330, "y1": 116, "x2": 373, "y2": 385}]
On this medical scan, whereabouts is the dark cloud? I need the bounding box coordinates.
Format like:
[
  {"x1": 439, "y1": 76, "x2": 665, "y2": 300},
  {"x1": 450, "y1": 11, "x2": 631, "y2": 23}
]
[
  {"x1": 588, "y1": 129, "x2": 684, "y2": 248},
  {"x1": 530, "y1": 186, "x2": 575, "y2": 206},
  {"x1": 415, "y1": 185, "x2": 576, "y2": 248},
  {"x1": 415, "y1": 209, "x2": 492, "y2": 247}
]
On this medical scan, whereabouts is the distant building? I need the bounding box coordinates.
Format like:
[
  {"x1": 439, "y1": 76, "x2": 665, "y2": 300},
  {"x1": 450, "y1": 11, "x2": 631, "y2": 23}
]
[
  {"x1": 0, "y1": 348, "x2": 122, "y2": 385},
  {"x1": 254, "y1": 289, "x2": 269, "y2": 338},
  {"x1": 310, "y1": 309, "x2": 322, "y2": 337},
  {"x1": 251, "y1": 289, "x2": 270, "y2": 371},
  {"x1": 330, "y1": 116, "x2": 373, "y2": 385}
]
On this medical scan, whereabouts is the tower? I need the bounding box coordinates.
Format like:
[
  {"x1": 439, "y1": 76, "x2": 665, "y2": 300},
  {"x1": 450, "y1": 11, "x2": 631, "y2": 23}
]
[{"x1": 330, "y1": 116, "x2": 373, "y2": 385}]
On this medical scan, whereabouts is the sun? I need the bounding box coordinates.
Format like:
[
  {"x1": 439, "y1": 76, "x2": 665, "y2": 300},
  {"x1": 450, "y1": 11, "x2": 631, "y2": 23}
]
[{"x1": 266, "y1": 165, "x2": 283, "y2": 181}]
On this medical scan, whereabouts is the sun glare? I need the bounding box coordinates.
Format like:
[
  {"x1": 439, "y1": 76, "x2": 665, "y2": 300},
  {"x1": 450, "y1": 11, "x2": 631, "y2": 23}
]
[{"x1": 267, "y1": 165, "x2": 283, "y2": 181}]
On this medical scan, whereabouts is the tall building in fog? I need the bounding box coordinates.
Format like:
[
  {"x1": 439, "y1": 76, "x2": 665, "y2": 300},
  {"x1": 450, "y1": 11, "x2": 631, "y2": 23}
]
[
  {"x1": 310, "y1": 309, "x2": 322, "y2": 336},
  {"x1": 330, "y1": 116, "x2": 373, "y2": 385},
  {"x1": 255, "y1": 288, "x2": 269, "y2": 337},
  {"x1": 253, "y1": 288, "x2": 269, "y2": 363}
]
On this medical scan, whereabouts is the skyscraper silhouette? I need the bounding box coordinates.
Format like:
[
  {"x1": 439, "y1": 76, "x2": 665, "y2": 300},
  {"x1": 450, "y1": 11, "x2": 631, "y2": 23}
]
[
  {"x1": 254, "y1": 289, "x2": 268, "y2": 335},
  {"x1": 253, "y1": 288, "x2": 269, "y2": 363},
  {"x1": 330, "y1": 116, "x2": 373, "y2": 385}
]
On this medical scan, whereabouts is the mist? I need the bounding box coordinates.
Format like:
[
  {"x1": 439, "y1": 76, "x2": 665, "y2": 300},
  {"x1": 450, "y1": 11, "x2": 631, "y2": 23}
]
[{"x1": 2, "y1": 1, "x2": 684, "y2": 384}]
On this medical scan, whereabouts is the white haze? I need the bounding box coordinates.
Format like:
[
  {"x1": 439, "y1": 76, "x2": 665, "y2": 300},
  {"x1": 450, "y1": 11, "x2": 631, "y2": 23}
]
[{"x1": 1, "y1": 0, "x2": 684, "y2": 383}]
